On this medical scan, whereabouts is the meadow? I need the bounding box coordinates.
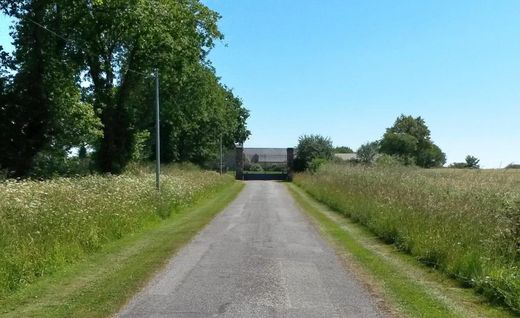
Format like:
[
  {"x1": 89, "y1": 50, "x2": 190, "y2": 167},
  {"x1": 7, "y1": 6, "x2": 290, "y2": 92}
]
[
  {"x1": 294, "y1": 164, "x2": 520, "y2": 314},
  {"x1": 0, "y1": 165, "x2": 233, "y2": 297}
]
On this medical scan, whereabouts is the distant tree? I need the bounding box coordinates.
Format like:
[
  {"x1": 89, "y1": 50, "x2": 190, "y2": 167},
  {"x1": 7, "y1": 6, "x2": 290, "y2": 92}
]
[
  {"x1": 294, "y1": 134, "x2": 333, "y2": 171},
  {"x1": 465, "y1": 155, "x2": 480, "y2": 169},
  {"x1": 334, "y1": 146, "x2": 354, "y2": 153},
  {"x1": 449, "y1": 162, "x2": 467, "y2": 169},
  {"x1": 450, "y1": 155, "x2": 480, "y2": 169},
  {"x1": 505, "y1": 163, "x2": 520, "y2": 169},
  {"x1": 380, "y1": 115, "x2": 446, "y2": 168},
  {"x1": 416, "y1": 143, "x2": 446, "y2": 168},
  {"x1": 357, "y1": 141, "x2": 379, "y2": 164}
]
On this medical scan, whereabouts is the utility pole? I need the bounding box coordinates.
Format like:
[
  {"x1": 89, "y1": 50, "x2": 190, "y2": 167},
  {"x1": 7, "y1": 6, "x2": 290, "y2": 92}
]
[
  {"x1": 155, "y1": 69, "x2": 160, "y2": 190},
  {"x1": 220, "y1": 135, "x2": 223, "y2": 175}
]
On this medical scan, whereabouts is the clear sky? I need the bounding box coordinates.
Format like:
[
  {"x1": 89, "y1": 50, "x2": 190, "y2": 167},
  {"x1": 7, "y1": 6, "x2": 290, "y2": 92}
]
[{"x1": 2, "y1": 2, "x2": 520, "y2": 168}]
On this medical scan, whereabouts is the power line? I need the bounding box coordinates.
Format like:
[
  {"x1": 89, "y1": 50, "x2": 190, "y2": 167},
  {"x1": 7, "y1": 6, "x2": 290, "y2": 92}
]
[
  {"x1": 25, "y1": 17, "x2": 152, "y2": 78},
  {"x1": 25, "y1": 17, "x2": 71, "y2": 43}
]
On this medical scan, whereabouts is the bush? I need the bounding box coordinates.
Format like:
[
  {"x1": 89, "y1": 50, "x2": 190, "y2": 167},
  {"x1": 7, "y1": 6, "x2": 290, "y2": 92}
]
[
  {"x1": 249, "y1": 163, "x2": 264, "y2": 172},
  {"x1": 356, "y1": 141, "x2": 379, "y2": 164},
  {"x1": 295, "y1": 134, "x2": 333, "y2": 171},
  {"x1": 308, "y1": 158, "x2": 327, "y2": 173},
  {"x1": 375, "y1": 154, "x2": 407, "y2": 167},
  {"x1": 29, "y1": 150, "x2": 93, "y2": 179}
]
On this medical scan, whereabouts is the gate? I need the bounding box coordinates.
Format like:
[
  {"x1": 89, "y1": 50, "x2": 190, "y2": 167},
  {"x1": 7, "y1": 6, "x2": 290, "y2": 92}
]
[{"x1": 235, "y1": 147, "x2": 294, "y2": 181}]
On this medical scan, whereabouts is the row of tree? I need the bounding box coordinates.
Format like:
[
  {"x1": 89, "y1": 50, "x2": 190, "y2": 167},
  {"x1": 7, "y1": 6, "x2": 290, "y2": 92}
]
[
  {"x1": 296, "y1": 115, "x2": 448, "y2": 170},
  {"x1": 0, "y1": 0, "x2": 250, "y2": 178}
]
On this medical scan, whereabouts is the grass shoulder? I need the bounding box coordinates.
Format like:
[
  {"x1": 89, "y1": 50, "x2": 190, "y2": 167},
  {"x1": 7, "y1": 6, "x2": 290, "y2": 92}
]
[
  {"x1": 0, "y1": 181, "x2": 244, "y2": 318},
  {"x1": 286, "y1": 183, "x2": 516, "y2": 318}
]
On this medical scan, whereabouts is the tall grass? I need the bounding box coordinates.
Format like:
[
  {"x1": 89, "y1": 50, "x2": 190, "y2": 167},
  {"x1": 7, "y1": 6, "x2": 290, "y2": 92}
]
[
  {"x1": 0, "y1": 166, "x2": 233, "y2": 297},
  {"x1": 295, "y1": 164, "x2": 520, "y2": 313}
]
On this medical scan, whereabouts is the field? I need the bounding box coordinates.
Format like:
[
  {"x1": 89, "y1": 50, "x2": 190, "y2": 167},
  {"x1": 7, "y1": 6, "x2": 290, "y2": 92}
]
[
  {"x1": 294, "y1": 164, "x2": 520, "y2": 314},
  {"x1": 0, "y1": 165, "x2": 234, "y2": 298}
]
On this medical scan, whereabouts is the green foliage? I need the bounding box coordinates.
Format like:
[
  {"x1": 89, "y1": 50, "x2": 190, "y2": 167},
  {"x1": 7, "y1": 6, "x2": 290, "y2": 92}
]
[
  {"x1": 356, "y1": 141, "x2": 379, "y2": 164},
  {"x1": 131, "y1": 130, "x2": 152, "y2": 162},
  {"x1": 150, "y1": 64, "x2": 250, "y2": 164},
  {"x1": 465, "y1": 155, "x2": 480, "y2": 169},
  {"x1": 375, "y1": 154, "x2": 407, "y2": 167},
  {"x1": 380, "y1": 115, "x2": 446, "y2": 168},
  {"x1": 0, "y1": 0, "x2": 250, "y2": 178},
  {"x1": 248, "y1": 163, "x2": 264, "y2": 172},
  {"x1": 295, "y1": 165, "x2": 520, "y2": 314},
  {"x1": 29, "y1": 149, "x2": 93, "y2": 179},
  {"x1": 294, "y1": 134, "x2": 333, "y2": 171},
  {"x1": 308, "y1": 158, "x2": 327, "y2": 173},
  {"x1": 334, "y1": 146, "x2": 354, "y2": 153},
  {"x1": 450, "y1": 155, "x2": 481, "y2": 169},
  {"x1": 416, "y1": 143, "x2": 446, "y2": 168},
  {"x1": 0, "y1": 166, "x2": 233, "y2": 296}
]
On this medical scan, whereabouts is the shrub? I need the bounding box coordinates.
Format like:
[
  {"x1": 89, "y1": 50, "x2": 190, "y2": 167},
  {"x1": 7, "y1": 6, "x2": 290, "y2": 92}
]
[
  {"x1": 295, "y1": 134, "x2": 333, "y2": 171},
  {"x1": 308, "y1": 158, "x2": 327, "y2": 173},
  {"x1": 375, "y1": 154, "x2": 407, "y2": 167},
  {"x1": 356, "y1": 141, "x2": 379, "y2": 164},
  {"x1": 249, "y1": 163, "x2": 264, "y2": 172}
]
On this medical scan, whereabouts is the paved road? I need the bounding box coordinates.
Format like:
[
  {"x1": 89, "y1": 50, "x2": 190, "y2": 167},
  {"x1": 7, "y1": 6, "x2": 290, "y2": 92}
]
[{"x1": 117, "y1": 181, "x2": 384, "y2": 318}]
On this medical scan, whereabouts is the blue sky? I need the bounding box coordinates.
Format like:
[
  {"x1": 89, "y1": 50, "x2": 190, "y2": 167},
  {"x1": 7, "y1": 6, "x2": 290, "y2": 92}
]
[{"x1": 2, "y1": 2, "x2": 520, "y2": 167}]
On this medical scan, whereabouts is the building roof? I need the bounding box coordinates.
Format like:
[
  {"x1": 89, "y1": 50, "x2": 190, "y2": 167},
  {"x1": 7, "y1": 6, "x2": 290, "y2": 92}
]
[
  {"x1": 243, "y1": 148, "x2": 288, "y2": 163},
  {"x1": 334, "y1": 153, "x2": 358, "y2": 161}
]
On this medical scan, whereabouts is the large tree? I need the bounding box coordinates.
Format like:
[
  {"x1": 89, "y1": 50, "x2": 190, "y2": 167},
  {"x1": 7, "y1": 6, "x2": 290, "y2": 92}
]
[
  {"x1": 0, "y1": 0, "x2": 250, "y2": 177},
  {"x1": 0, "y1": 0, "x2": 88, "y2": 177},
  {"x1": 143, "y1": 63, "x2": 250, "y2": 164},
  {"x1": 379, "y1": 115, "x2": 446, "y2": 168},
  {"x1": 67, "y1": 0, "x2": 224, "y2": 173}
]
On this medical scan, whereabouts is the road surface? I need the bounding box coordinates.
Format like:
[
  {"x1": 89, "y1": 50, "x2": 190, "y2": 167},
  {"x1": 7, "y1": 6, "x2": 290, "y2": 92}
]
[{"x1": 117, "y1": 181, "x2": 384, "y2": 318}]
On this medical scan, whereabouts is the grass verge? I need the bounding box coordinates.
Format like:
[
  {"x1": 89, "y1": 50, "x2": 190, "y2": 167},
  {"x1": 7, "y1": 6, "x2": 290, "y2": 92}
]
[
  {"x1": 0, "y1": 181, "x2": 243, "y2": 318},
  {"x1": 287, "y1": 183, "x2": 516, "y2": 318}
]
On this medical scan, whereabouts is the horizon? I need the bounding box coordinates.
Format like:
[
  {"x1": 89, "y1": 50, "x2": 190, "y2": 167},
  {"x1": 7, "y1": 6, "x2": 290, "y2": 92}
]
[
  {"x1": 203, "y1": 1, "x2": 520, "y2": 168},
  {"x1": 2, "y1": 2, "x2": 520, "y2": 168}
]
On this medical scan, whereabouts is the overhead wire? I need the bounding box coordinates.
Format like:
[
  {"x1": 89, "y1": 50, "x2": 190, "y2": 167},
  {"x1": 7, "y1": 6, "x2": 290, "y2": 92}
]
[{"x1": 24, "y1": 16, "x2": 153, "y2": 78}]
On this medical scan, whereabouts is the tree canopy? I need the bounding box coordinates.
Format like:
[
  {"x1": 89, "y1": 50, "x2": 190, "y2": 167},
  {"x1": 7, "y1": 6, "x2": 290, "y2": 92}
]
[
  {"x1": 294, "y1": 134, "x2": 333, "y2": 171},
  {"x1": 334, "y1": 146, "x2": 354, "y2": 153},
  {"x1": 450, "y1": 155, "x2": 480, "y2": 169},
  {"x1": 0, "y1": 0, "x2": 250, "y2": 177},
  {"x1": 379, "y1": 115, "x2": 446, "y2": 168},
  {"x1": 356, "y1": 141, "x2": 379, "y2": 164}
]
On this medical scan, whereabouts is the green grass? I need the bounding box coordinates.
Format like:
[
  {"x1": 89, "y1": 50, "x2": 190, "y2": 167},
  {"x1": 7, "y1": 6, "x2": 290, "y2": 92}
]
[
  {"x1": 0, "y1": 167, "x2": 232, "y2": 296},
  {"x1": 294, "y1": 164, "x2": 520, "y2": 314},
  {"x1": 0, "y1": 181, "x2": 244, "y2": 317},
  {"x1": 287, "y1": 183, "x2": 516, "y2": 318}
]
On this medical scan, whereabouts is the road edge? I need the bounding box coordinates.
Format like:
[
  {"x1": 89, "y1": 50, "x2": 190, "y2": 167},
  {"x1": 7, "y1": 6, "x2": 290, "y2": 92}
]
[
  {"x1": 286, "y1": 183, "x2": 515, "y2": 318},
  {"x1": 0, "y1": 182, "x2": 245, "y2": 318}
]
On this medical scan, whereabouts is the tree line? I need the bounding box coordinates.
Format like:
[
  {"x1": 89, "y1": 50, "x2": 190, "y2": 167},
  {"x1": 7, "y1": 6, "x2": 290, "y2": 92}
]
[
  {"x1": 0, "y1": 0, "x2": 250, "y2": 178},
  {"x1": 295, "y1": 114, "x2": 449, "y2": 171}
]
